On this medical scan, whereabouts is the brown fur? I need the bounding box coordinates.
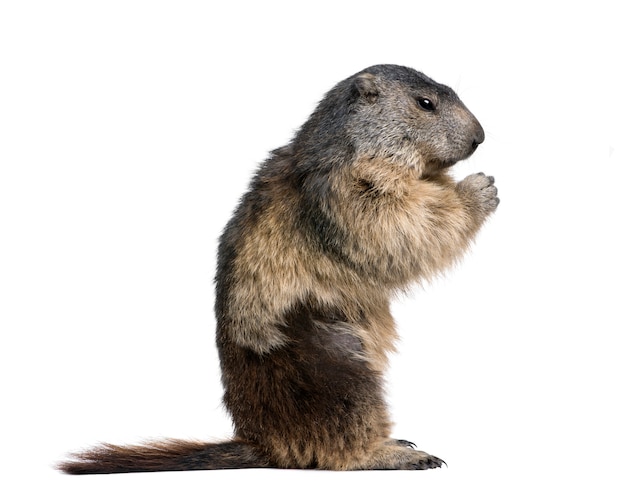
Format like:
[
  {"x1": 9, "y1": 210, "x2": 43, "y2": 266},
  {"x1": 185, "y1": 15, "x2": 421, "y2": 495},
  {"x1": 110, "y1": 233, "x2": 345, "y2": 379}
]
[{"x1": 59, "y1": 64, "x2": 498, "y2": 474}]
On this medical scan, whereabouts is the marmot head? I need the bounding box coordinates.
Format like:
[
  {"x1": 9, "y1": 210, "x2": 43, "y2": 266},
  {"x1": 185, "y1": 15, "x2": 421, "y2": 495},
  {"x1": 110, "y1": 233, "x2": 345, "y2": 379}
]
[
  {"x1": 347, "y1": 65, "x2": 484, "y2": 175},
  {"x1": 295, "y1": 65, "x2": 484, "y2": 178}
]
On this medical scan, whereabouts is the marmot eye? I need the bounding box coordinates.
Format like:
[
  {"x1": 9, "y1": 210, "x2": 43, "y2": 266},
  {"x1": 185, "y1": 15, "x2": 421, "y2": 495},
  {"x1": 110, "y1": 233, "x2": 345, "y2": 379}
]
[{"x1": 417, "y1": 97, "x2": 436, "y2": 111}]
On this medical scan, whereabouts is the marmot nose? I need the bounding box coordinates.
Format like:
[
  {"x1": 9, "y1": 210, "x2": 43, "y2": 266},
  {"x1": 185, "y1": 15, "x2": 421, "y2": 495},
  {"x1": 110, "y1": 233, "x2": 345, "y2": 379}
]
[{"x1": 471, "y1": 125, "x2": 485, "y2": 150}]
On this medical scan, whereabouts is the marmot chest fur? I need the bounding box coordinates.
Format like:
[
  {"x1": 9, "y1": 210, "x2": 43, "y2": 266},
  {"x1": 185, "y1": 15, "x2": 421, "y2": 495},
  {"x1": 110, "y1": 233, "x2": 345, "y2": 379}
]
[{"x1": 60, "y1": 64, "x2": 498, "y2": 474}]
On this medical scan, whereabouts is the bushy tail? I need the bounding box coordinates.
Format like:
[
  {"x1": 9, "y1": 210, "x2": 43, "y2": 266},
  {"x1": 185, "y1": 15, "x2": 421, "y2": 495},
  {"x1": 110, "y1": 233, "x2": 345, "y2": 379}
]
[{"x1": 58, "y1": 439, "x2": 272, "y2": 474}]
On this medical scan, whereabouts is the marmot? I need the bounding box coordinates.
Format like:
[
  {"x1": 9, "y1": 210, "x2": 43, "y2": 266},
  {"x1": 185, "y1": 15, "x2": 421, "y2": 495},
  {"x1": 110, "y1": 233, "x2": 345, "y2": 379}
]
[{"x1": 59, "y1": 64, "x2": 498, "y2": 473}]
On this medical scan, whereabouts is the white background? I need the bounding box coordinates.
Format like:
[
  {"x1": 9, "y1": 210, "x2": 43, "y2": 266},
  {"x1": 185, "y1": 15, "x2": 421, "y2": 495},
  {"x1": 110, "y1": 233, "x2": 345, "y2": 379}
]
[{"x1": 1, "y1": 1, "x2": 624, "y2": 498}]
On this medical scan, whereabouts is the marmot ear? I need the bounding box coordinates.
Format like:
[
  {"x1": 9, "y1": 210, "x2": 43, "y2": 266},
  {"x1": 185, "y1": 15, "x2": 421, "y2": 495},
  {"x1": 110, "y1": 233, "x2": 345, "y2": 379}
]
[{"x1": 354, "y1": 73, "x2": 378, "y2": 104}]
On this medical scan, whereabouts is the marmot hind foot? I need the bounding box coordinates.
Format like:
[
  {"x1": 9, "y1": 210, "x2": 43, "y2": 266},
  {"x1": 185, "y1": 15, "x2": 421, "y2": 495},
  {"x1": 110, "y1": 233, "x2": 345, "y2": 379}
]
[{"x1": 362, "y1": 440, "x2": 445, "y2": 470}]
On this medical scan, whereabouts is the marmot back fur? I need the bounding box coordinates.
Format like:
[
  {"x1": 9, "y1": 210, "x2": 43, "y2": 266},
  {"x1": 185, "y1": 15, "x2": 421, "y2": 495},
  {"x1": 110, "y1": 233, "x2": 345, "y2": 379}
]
[{"x1": 59, "y1": 64, "x2": 498, "y2": 473}]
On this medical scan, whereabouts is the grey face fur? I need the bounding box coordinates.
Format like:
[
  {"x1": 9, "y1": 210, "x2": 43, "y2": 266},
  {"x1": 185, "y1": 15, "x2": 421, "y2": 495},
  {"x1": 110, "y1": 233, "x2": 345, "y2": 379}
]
[{"x1": 348, "y1": 67, "x2": 484, "y2": 174}]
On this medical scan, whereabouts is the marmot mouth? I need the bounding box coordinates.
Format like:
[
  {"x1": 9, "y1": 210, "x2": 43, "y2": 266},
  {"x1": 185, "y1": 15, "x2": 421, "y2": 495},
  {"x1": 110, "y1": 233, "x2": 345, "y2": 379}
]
[
  {"x1": 429, "y1": 158, "x2": 458, "y2": 169},
  {"x1": 437, "y1": 148, "x2": 478, "y2": 169}
]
